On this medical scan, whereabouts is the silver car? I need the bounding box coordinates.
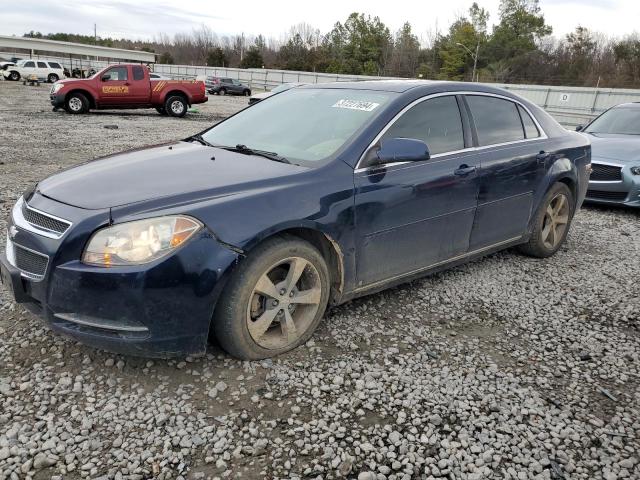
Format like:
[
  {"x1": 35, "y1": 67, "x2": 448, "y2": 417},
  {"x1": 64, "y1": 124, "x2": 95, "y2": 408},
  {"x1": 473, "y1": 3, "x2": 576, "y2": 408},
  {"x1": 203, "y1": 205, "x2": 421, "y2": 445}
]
[{"x1": 578, "y1": 103, "x2": 640, "y2": 207}]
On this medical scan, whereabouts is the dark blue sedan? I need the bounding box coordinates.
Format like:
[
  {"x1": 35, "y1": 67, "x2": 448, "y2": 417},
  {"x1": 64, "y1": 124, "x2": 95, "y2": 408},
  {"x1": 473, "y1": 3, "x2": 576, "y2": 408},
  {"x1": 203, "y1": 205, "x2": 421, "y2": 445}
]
[{"x1": 0, "y1": 81, "x2": 591, "y2": 359}]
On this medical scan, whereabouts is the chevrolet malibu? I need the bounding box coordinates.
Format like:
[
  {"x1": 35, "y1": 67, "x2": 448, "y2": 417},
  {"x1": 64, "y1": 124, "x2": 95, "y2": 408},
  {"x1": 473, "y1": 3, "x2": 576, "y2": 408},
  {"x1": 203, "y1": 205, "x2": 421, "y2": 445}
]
[{"x1": 0, "y1": 81, "x2": 591, "y2": 359}]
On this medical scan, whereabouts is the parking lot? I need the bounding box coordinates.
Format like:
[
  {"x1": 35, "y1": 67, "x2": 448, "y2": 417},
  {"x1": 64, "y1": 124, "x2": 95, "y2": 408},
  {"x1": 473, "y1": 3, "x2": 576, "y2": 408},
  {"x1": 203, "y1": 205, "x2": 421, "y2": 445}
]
[{"x1": 0, "y1": 80, "x2": 639, "y2": 480}]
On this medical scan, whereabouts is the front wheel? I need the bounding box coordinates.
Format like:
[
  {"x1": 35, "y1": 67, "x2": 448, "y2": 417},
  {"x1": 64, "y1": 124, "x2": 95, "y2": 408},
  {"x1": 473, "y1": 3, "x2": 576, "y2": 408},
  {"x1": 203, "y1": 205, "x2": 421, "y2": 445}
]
[
  {"x1": 65, "y1": 92, "x2": 89, "y2": 114},
  {"x1": 164, "y1": 95, "x2": 187, "y2": 117},
  {"x1": 519, "y1": 182, "x2": 574, "y2": 258},
  {"x1": 213, "y1": 236, "x2": 330, "y2": 360},
  {"x1": 219, "y1": 88, "x2": 226, "y2": 96},
  {"x1": 244, "y1": 89, "x2": 251, "y2": 96},
  {"x1": 9, "y1": 71, "x2": 19, "y2": 81}
]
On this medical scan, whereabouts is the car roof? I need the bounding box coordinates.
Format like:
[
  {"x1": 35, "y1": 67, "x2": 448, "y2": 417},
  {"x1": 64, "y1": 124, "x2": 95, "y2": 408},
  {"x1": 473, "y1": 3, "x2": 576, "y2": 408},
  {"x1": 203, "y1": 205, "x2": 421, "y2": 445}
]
[
  {"x1": 611, "y1": 102, "x2": 640, "y2": 109},
  {"x1": 301, "y1": 80, "x2": 522, "y2": 96}
]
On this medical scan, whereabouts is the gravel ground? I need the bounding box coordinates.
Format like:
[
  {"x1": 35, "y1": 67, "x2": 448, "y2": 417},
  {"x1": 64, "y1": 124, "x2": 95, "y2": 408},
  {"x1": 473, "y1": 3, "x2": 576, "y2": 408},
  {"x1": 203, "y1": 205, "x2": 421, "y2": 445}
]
[{"x1": 0, "y1": 81, "x2": 639, "y2": 480}]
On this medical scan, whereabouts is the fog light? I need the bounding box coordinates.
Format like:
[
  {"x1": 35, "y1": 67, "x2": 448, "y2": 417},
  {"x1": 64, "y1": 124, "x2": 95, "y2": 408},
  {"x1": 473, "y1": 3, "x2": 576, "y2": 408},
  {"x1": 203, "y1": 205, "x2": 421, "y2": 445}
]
[{"x1": 630, "y1": 166, "x2": 640, "y2": 175}]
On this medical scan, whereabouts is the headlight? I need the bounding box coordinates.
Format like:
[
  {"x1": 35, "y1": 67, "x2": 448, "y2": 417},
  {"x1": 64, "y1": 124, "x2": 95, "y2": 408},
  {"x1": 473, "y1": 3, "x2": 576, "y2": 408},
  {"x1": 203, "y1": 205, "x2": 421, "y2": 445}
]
[
  {"x1": 82, "y1": 216, "x2": 202, "y2": 267},
  {"x1": 631, "y1": 166, "x2": 640, "y2": 175},
  {"x1": 51, "y1": 83, "x2": 63, "y2": 94}
]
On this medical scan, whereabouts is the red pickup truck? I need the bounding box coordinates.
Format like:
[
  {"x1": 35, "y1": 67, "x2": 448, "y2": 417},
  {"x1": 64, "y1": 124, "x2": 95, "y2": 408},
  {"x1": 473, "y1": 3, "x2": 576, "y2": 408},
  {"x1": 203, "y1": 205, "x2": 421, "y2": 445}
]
[{"x1": 50, "y1": 64, "x2": 207, "y2": 117}]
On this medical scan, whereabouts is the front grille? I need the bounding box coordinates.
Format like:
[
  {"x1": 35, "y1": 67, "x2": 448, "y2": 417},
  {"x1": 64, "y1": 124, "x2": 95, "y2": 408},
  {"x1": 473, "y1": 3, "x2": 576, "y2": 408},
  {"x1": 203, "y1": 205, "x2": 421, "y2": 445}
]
[
  {"x1": 586, "y1": 190, "x2": 628, "y2": 201},
  {"x1": 14, "y1": 244, "x2": 49, "y2": 280},
  {"x1": 590, "y1": 163, "x2": 623, "y2": 181},
  {"x1": 22, "y1": 203, "x2": 70, "y2": 236}
]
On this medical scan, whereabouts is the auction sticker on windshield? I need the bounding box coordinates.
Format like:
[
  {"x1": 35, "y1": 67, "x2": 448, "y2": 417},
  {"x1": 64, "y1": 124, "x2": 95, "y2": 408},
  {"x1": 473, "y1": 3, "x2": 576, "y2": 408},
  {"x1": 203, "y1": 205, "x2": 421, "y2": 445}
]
[{"x1": 332, "y1": 99, "x2": 380, "y2": 112}]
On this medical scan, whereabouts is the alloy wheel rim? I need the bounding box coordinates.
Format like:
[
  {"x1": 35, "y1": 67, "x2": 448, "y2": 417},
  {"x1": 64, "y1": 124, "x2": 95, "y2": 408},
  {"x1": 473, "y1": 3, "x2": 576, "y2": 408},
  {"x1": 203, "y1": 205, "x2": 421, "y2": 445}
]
[
  {"x1": 542, "y1": 193, "x2": 569, "y2": 249},
  {"x1": 69, "y1": 97, "x2": 82, "y2": 111},
  {"x1": 246, "y1": 257, "x2": 322, "y2": 350},
  {"x1": 171, "y1": 101, "x2": 184, "y2": 114}
]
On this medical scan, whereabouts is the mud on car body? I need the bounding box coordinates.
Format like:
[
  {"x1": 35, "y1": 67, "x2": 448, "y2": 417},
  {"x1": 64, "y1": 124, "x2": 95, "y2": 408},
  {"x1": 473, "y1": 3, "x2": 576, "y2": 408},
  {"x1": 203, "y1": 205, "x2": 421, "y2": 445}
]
[{"x1": 1, "y1": 81, "x2": 590, "y2": 359}]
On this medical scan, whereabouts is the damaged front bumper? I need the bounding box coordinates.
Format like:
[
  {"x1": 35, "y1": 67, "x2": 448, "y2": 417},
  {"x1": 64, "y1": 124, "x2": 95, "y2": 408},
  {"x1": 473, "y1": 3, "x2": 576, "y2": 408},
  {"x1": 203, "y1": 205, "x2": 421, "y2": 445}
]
[{"x1": 1, "y1": 194, "x2": 240, "y2": 357}]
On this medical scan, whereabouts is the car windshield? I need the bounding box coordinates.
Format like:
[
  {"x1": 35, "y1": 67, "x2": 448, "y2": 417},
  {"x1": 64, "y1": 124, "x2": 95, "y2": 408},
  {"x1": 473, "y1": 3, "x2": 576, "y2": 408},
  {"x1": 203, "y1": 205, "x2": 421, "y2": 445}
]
[
  {"x1": 271, "y1": 83, "x2": 295, "y2": 93},
  {"x1": 585, "y1": 107, "x2": 640, "y2": 135},
  {"x1": 202, "y1": 88, "x2": 395, "y2": 165}
]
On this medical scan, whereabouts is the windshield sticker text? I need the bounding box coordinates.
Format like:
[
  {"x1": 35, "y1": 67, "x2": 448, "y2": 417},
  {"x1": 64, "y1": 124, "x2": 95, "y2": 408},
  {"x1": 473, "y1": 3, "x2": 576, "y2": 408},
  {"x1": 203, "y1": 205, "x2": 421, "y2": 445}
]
[{"x1": 332, "y1": 99, "x2": 380, "y2": 112}]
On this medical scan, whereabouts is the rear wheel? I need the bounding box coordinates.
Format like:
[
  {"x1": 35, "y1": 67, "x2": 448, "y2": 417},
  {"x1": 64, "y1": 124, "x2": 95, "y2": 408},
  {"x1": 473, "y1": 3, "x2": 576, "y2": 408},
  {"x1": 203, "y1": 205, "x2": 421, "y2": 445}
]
[
  {"x1": 65, "y1": 92, "x2": 89, "y2": 114},
  {"x1": 9, "y1": 71, "x2": 19, "y2": 81},
  {"x1": 47, "y1": 73, "x2": 59, "y2": 83},
  {"x1": 519, "y1": 182, "x2": 574, "y2": 258},
  {"x1": 214, "y1": 236, "x2": 330, "y2": 360},
  {"x1": 164, "y1": 95, "x2": 187, "y2": 117}
]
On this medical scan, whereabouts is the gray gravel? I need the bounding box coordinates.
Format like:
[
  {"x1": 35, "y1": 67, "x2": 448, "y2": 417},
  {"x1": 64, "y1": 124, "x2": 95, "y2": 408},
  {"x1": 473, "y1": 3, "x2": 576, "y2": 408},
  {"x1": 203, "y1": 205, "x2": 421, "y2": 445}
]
[{"x1": 1, "y1": 81, "x2": 639, "y2": 480}]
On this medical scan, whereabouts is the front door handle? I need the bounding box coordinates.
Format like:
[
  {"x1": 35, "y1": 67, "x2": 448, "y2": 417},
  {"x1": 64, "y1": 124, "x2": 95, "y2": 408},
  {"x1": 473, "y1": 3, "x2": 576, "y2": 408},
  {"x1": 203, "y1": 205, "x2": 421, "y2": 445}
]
[{"x1": 454, "y1": 164, "x2": 477, "y2": 176}]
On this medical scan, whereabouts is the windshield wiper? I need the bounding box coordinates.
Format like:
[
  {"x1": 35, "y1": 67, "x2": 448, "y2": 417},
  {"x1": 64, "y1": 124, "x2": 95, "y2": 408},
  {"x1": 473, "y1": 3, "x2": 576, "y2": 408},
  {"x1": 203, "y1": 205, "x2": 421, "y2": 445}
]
[
  {"x1": 218, "y1": 144, "x2": 291, "y2": 164},
  {"x1": 187, "y1": 133, "x2": 216, "y2": 148}
]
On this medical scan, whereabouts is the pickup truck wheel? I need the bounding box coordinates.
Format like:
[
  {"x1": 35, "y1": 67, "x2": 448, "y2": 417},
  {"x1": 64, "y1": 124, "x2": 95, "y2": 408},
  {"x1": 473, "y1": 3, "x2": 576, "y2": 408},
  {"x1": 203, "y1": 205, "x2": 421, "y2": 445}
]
[
  {"x1": 48, "y1": 74, "x2": 59, "y2": 83},
  {"x1": 155, "y1": 106, "x2": 167, "y2": 115},
  {"x1": 65, "y1": 92, "x2": 89, "y2": 114},
  {"x1": 213, "y1": 235, "x2": 330, "y2": 360},
  {"x1": 518, "y1": 182, "x2": 574, "y2": 258},
  {"x1": 9, "y1": 71, "x2": 20, "y2": 81},
  {"x1": 165, "y1": 95, "x2": 187, "y2": 117}
]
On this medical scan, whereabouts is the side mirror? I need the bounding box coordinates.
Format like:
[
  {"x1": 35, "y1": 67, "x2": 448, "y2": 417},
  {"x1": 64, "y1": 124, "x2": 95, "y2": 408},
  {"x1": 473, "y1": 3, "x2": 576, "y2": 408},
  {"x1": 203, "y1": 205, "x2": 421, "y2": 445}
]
[
  {"x1": 575, "y1": 125, "x2": 584, "y2": 132},
  {"x1": 376, "y1": 138, "x2": 430, "y2": 164},
  {"x1": 101, "y1": 74, "x2": 110, "y2": 82}
]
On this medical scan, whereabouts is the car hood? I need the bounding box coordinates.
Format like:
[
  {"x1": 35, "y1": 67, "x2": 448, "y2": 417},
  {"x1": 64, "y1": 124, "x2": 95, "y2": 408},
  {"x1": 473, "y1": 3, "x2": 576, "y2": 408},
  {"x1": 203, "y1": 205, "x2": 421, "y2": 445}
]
[
  {"x1": 37, "y1": 141, "x2": 307, "y2": 209},
  {"x1": 585, "y1": 132, "x2": 640, "y2": 163}
]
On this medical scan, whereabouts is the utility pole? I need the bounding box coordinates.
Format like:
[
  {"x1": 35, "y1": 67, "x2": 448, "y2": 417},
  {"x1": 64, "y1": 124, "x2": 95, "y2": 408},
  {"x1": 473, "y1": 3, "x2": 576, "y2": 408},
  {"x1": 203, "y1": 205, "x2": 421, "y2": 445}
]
[
  {"x1": 94, "y1": 24, "x2": 97, "y2": 45},
  {"x1": 456, "y1": 42, "x2": 480, "y2": 82}
]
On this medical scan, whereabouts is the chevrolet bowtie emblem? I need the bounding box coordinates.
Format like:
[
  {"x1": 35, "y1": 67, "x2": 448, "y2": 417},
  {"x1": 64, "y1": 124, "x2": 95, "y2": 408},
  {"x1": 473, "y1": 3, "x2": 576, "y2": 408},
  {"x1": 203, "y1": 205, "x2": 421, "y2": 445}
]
[{"x1": 9, "y1": 226, "x2": 18, "y2": 239}]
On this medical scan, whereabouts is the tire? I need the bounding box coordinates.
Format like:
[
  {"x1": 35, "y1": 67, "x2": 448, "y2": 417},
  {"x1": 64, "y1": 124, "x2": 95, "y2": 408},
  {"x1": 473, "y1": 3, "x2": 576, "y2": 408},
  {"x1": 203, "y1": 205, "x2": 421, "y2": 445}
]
[
  {"x1": 9, "y1": 71, "x2": 19, "y2": 81},
  {"x1": 244, "y1": 89, "x2": 251, "y2": 97},
  {"x1": 220, "y1": 88, "x2": 226, "y2": 96},
  {"x1": 164, "y1": 95, "x2": 187, "y2": 117},
  {"x1": 213, "y1": 235, "x2": 331, "y2": 360},
  {"x1": 518, "y1": 182, "x2": 574, "y2": 258},
  {"x1": 48, "y1": 73, "x2": 59, "y2": 83},
  {"x1": 65, "y1": 92, "x2": 89, "y2": 114},
  {"x1": 155, "y1": 106, "x2": 167, "y2": 115}
]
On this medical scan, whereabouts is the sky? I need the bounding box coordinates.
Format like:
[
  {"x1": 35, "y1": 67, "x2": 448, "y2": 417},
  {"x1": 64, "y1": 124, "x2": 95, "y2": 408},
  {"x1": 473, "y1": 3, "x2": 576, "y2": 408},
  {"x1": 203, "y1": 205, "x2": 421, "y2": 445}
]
[{"x1": 2, "y1": 0, "x2": 638, "y2": 43}]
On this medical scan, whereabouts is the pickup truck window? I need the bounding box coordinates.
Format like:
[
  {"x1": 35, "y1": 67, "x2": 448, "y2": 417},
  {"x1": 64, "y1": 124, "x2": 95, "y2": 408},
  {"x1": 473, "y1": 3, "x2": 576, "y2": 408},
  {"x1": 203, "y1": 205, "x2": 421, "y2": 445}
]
[
  {"x1": 105, "y1": 66, "x2": 128, "y2": 81},
  {"x1": 132, "y1": 66, "x2": 145, "y2": 81}
]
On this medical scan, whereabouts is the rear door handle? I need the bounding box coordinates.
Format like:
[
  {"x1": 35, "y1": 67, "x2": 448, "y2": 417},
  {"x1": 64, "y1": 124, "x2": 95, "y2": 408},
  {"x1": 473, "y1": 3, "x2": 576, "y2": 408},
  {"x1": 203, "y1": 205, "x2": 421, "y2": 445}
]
[{"x1": 454, "y1": 164, "x2": 477, "y2": 176}]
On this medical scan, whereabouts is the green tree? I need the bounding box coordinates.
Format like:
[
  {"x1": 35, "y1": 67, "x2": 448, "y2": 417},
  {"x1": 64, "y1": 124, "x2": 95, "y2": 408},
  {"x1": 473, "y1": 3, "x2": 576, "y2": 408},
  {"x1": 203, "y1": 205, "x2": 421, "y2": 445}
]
[
  {"x1": 240, "y1": 45, "x2": 264, "y2": 68},
  {"x1": 388, "y1": 22, "x2": 421, "y2": 77},
  {"x1": 323, "y1": 13, "x2": 392, "y2": 75},
  {"x1": 158, "y1": 51, "x2": 174, "y2": 64},
  {"x1": 279, "y1": 34, "x2": 312, "y2": 71},
  {"x1": 438, "y1": 19, "x2": 481, "y2": 80},
  {"x1": 206, "y1": 47, "x2": 227, "y2": 67}
]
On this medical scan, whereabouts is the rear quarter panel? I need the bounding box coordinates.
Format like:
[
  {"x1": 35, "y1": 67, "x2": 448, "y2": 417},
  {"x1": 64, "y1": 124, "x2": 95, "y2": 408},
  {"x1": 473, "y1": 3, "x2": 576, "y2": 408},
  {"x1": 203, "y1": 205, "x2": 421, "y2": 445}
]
[{"x1": 154, "y1": 80, "x2": 207, "y2": 105}]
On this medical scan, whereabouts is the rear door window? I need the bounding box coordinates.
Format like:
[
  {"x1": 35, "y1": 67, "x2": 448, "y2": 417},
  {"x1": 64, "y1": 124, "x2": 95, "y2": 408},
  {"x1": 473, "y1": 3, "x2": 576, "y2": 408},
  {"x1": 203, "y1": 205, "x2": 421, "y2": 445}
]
[
  {"x1": 37, "y1": 62, "x2": 47, "y2": 68},
  {"x1": 381, "y1": 95, "x2": 465, "y2": 156},
  {"x1": 132, "y1": 66, "x2": 145, "y2": 81},
  {"x1": 466, "y1": 95, "x2": 525, "y2": 146}
]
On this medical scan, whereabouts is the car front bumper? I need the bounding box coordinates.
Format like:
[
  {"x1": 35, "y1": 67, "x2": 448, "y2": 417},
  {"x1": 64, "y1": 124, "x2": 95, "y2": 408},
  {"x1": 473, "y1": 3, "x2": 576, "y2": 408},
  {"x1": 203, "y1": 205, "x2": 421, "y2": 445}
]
[
  {"x1": 1, "y1": 194, "x2": 240, "y2": 357},
  {"x1": 585, "y1": 162, "x2": 640, "y2": 208},
  {"x1": 50, "y1": 94, "x2": 65, "y2": 108}
]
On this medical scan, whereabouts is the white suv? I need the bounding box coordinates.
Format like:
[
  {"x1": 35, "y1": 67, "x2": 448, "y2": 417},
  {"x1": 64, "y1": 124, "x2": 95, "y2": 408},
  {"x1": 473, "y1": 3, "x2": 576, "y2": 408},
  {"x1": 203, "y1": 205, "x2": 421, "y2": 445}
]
[{"x1": 3, "y1": 60, "x2": 66, "y2": 83}]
